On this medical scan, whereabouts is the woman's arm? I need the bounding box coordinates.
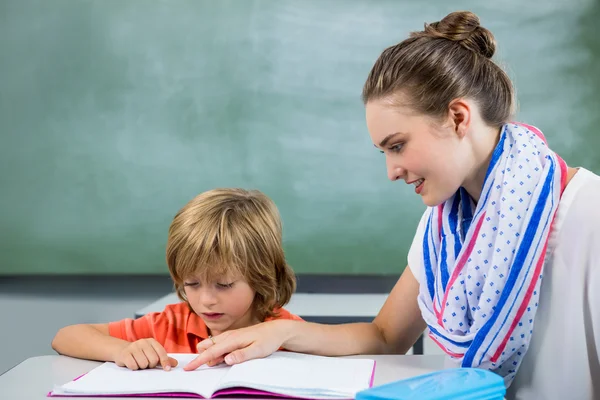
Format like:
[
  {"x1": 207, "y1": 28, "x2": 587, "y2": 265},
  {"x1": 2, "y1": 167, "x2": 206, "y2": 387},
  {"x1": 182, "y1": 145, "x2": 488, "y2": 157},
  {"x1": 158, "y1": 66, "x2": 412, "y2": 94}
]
[
  {"x1": 284, "y1": 266, "x2": 426, "y2": 355},
  {"x1": 184, "y1": 266, "x2": 426, "y2": 370}
]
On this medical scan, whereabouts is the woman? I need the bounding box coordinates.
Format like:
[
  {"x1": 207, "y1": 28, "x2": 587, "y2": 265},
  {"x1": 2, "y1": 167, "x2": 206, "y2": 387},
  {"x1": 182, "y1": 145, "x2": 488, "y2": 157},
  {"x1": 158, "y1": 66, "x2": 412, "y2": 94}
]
[{"x1": 184, "y1": 11, "x2": 600, "y2": 400}]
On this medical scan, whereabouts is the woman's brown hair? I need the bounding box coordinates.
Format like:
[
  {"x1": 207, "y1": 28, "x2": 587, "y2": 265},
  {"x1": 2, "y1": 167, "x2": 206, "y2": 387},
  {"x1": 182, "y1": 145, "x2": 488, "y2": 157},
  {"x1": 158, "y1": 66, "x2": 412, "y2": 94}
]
[
  {"x1": 166, "y1": 188, "x2": 296, "y2": 321},
  {"x1": 362, "y1": 11, "x2": 514, "y2": 127}
]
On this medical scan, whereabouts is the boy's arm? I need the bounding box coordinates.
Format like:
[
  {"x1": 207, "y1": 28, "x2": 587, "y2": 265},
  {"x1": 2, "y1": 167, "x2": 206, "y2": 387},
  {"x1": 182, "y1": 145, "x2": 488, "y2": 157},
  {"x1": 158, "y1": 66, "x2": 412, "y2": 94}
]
[{"x1": 51, "y1": 323, "x2": 131, "y2": 362}]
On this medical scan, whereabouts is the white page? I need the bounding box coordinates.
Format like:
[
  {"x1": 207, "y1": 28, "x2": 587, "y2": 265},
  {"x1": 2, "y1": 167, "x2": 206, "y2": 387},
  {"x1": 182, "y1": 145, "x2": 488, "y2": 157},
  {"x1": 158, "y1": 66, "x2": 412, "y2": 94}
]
[
  {"x1": 52, "y1": 354, "x2": 230, "y2": 398},
  {"x1": 217, "y1": 352, "x2": 374, "y2": 399}
]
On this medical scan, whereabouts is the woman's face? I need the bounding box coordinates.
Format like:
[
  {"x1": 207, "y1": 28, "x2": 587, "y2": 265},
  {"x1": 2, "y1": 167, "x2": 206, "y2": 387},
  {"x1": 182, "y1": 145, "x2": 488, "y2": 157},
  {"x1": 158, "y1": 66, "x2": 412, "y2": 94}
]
[{"x1": 365, "y1": 99, "x2": 475, "y2": 207}]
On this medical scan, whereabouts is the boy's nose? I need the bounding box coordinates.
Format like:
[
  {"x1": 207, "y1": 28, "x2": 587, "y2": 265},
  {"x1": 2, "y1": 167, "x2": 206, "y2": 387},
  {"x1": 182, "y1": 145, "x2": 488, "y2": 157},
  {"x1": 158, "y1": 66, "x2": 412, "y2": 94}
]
[{"x1": 199, "y1": 290, "x2": 218, "y2": 307}]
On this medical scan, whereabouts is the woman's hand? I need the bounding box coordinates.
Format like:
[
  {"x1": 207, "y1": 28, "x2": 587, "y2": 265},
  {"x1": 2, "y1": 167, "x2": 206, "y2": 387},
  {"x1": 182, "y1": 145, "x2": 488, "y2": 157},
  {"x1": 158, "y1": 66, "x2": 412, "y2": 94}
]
[{"x1": 184, "y1": 320, "x2": 292, "y2": 371}]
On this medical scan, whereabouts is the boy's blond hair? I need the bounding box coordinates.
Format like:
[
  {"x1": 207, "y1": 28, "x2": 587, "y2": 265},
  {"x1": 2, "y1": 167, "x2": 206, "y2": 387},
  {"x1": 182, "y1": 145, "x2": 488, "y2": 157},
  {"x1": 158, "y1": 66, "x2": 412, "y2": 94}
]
[{"x1": 166, "y1": 188, "x2": 296, "y2": 321}]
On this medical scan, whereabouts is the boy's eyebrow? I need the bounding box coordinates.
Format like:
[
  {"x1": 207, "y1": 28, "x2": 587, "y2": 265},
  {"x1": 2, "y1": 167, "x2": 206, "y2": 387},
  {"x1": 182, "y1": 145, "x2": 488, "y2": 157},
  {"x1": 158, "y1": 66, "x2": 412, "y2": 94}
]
[{"x1": 377, "y1": 132, "x2": 406, "y2": 148}]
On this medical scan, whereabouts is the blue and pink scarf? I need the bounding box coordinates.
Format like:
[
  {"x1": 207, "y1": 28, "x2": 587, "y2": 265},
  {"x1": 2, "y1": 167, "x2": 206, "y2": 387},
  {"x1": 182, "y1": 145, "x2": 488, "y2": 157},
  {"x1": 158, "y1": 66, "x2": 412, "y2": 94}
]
[{"x1": 416, "y1": 122, "x2": 567, "y2": 383}]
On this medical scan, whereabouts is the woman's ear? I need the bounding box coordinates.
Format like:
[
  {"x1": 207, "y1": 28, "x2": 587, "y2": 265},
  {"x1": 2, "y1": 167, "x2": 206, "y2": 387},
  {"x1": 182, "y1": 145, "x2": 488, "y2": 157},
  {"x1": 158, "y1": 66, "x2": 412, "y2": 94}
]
[{"x1": 447, "y1": 98, "x2": 471, "y2": 139}]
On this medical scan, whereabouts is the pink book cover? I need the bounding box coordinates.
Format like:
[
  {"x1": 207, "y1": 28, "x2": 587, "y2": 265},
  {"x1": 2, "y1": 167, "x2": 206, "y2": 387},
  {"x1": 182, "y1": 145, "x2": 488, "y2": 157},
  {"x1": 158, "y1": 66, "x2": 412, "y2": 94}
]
[{"x1": 47, "y1": 361, "x2": 377, "y2": 399}]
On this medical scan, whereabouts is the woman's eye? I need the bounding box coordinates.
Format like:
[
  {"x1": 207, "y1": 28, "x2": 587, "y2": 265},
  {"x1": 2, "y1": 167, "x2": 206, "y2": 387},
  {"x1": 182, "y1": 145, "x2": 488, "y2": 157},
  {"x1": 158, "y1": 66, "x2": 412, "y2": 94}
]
[
  {"x1": 378, "y1": 143, "x2": 404, "y2": 154},
  {"x1": 389, "y1": 143, "x2": 404, "y2": 153}
]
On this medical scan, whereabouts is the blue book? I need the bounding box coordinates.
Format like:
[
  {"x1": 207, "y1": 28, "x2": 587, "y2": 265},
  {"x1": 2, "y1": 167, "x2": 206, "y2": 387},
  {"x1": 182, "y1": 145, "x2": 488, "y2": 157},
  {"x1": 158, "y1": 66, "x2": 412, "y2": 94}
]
[{"x1": 355, "y1": 368, "x2": 506, "y2": 400}]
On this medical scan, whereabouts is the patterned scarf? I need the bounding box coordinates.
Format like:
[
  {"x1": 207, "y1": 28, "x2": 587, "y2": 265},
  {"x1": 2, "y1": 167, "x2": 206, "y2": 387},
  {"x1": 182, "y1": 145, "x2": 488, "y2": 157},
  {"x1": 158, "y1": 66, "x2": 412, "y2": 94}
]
[{"x1": 417, "y1": 123, "x2": 567, "y2": 383}]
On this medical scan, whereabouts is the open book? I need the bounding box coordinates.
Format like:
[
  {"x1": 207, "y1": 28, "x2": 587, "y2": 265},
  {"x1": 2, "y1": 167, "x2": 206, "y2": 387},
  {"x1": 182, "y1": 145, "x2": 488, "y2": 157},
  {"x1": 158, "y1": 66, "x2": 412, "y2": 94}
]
[{"x1": 49, "y1": 352, "x2": 376, "y2": 399}]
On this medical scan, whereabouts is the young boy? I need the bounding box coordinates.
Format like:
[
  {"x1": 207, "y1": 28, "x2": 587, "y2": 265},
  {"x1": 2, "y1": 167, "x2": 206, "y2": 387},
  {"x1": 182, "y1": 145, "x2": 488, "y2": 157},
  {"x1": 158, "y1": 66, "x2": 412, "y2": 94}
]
[{"x1": 51, "y1": 188, "x2": 301, "y2": 370}]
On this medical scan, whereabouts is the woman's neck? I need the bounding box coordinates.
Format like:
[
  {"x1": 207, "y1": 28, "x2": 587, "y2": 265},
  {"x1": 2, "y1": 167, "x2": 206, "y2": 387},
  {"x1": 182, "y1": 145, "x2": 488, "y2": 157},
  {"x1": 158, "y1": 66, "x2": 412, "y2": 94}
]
[
  {"x1": 462, "y1": 124, "x2": 503, "y2": 203},
  {"x1": 462, "y1": 123, "x2": 579, "y2": 203}
]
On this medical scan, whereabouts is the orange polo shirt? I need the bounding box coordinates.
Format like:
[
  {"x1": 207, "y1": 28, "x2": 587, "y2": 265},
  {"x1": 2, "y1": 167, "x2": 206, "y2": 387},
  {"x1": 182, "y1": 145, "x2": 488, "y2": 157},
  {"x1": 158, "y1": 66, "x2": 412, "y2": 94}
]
[{"x1": 108, "y1": 302, "x2": 302, "y2": 353}]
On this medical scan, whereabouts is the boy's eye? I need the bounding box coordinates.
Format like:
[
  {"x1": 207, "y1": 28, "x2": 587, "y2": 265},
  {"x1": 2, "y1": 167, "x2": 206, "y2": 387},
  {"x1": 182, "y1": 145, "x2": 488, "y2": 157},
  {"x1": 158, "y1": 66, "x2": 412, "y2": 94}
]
[
  {"x1": 183, "y1": 282, "x2": 199, "y2": 287},
  {"x1": 216, "y1": 282, "x2": 234, "y2": 289}
]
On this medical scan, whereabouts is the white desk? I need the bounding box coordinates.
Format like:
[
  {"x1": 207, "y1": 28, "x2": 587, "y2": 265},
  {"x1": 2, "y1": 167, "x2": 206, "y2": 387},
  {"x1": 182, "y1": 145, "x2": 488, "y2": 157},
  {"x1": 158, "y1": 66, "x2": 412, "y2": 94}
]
[
  {"x1": 0, "y1": 354, "x2": 446, "y2": 399},
  {"x1": 135, "y1": 292, "x2": 426, "y2": 355}
]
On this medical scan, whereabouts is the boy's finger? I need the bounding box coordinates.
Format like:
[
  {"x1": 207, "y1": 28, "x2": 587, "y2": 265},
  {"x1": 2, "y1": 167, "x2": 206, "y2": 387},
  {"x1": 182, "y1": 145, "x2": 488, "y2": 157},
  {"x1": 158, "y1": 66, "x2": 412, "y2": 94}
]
[
  {"x1": 149, "y1": 340, "x2": 174, "y2": 371},
  {"x1": 141, "y1": 346, "x2": 160, "y2": 369},
  {"x1": 124, "y1": 353, "x2": 139, "y2": 370},
  {"x1": 131, "y1": 348, "x2": 149, "y2": 369}
]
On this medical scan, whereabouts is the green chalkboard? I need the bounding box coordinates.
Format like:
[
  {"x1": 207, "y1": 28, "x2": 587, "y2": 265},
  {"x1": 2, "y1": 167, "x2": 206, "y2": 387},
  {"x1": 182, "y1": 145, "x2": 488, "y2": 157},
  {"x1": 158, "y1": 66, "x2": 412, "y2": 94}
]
[{"x1": 1, "y1": 0, "x2": 599, "y2": 275}]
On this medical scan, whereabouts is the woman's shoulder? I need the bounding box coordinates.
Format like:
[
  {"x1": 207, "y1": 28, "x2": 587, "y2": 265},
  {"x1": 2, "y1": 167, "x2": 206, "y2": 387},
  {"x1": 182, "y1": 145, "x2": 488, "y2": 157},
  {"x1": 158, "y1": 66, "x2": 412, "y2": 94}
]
[
  {"x1": 552, "y1": 168, "x2": 600, "y2": 264},
  {"x1": 559, "y1": 168, "x2": 600, "y2": 228}
]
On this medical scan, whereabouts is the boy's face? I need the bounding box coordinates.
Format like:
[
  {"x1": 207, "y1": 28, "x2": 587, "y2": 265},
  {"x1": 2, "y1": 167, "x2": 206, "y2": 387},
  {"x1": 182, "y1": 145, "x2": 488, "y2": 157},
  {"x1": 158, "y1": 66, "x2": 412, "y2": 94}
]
[{"x1": 182, "y1": 273, "x2": 258, "y2": 336}]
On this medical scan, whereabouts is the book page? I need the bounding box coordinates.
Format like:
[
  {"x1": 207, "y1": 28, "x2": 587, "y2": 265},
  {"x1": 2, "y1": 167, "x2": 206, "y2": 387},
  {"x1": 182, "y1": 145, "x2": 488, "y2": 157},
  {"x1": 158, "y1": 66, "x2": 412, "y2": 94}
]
[
  {"x1": 217, "y1": 352, "x2": 374, "y2": 399},
  {"x1": 52, "y1": 354, "x2": 230, "y2": 398}
]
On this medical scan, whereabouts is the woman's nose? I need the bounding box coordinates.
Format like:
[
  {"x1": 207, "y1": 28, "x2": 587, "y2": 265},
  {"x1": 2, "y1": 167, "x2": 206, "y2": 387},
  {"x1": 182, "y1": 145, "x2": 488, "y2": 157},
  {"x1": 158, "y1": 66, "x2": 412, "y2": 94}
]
[{"x1": 387, "y1": 164, "x2": 405, "y2": 182}]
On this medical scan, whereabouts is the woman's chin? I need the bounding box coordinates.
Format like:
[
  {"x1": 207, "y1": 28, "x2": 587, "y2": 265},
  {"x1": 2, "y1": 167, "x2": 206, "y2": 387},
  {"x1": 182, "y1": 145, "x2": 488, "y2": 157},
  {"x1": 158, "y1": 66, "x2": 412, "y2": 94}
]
[{"x1": 421, "y1": 190, "x2": 451, "y2": 207}]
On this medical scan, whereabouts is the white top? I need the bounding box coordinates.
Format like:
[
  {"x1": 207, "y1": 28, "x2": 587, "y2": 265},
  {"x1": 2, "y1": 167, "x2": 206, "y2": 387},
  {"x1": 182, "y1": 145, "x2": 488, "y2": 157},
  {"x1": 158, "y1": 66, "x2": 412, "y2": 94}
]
[{"x1": 408, "y1": 168, "x2": 600, "y2": 400}]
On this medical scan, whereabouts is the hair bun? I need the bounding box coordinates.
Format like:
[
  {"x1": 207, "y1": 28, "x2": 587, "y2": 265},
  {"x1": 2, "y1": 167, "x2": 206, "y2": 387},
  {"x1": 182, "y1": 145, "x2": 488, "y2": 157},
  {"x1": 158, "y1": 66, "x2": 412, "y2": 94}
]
[{"x1": 418, "y1": 11, "x2": 496, "y2": 59}]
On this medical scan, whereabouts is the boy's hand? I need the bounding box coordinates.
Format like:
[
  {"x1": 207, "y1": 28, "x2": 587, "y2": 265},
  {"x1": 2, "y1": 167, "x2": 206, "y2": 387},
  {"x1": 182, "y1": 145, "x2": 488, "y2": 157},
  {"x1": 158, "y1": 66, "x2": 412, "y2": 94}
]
[{"x1": 114, "y1": 338, "x2": 178, "y2": 371}]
